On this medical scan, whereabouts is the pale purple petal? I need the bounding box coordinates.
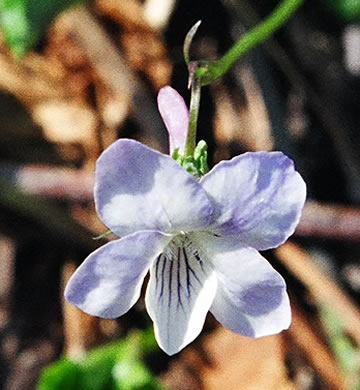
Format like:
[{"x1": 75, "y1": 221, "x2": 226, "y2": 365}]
[
  {"x1": 191, "y1": 233, "x2": 291, "y2": 337},
  {"x1": 145, "y1": 235, "x2": 217, "y2": 355},
  {"x1": 200, "y1": 152, "x2": 306, "y2": 250},
  {"x1": 95, "y1": 139, "x2": 214, "y2": 236},
  {"x1": 158, "y1": 86, "x2": 189, "y2": 155},
  {"x1": 65, "y1": 231, "x2": 171, "y2": 319}
]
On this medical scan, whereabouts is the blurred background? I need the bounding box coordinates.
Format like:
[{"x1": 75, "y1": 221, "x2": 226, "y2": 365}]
[{"x1": 1, "y1": 0, "x2": 360, "y2": 389}]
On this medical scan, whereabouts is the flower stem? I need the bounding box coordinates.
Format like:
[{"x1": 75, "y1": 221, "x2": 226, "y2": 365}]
[
  {"x1": 196, "y1": 0, "x2": 304, "y2": 86},
  {"x1": 185, "y1": 64, "x2": 202, "y2": 157},
  {"x1": 183, "y1": 0, "x2": 303, "y2": 157}
]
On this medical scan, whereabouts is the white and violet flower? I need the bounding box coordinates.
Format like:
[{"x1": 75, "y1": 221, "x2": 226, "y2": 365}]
[{"x1": 65, "y1": 86, "x2": 306, "y2": 355}]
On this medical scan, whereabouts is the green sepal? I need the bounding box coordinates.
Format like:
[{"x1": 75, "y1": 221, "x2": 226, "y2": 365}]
[
  {"x1": 93, "y1": 230, "x2": 114, "y2": 240},
  {"x1": 182, "y1": 156, "x2": 200, "y2": 177},
  {"x1": 171, "y1": 148, "x2": 183, "y2": 164},
  {"x1": 171, "y1": 140, "x2": 209, "y2": 178},
  {"x1": 194, "y1": 140, "x2": 209, "y2": 175}
]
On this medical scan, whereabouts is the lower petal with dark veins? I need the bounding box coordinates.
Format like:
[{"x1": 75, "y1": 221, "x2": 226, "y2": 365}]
[{"x1": 145, "y1": 234, "x2": 217, "y2": 355}]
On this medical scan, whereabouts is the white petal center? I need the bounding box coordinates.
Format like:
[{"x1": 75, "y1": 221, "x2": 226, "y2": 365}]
[{"x1": 145, "y1": 233, "x2": 217, "y2": 355}]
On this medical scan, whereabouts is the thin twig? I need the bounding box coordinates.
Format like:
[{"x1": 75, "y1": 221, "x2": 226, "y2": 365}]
[
  {"x1": 288, "y1": 305, "x2": 347, "y2": 390},
  {"x1": 276, "y1": 242, "x2": 360, "y2": 347},
  {"x1": 297, "y1": 201, "x2": 360, "y2": 242}
]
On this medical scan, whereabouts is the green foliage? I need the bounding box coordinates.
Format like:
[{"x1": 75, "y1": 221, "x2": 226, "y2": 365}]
[
  {"x1": 80, "y1": 342, "x2": 121, "y2": 390},
  {"x1": 325, "y1": 0, "x2": 360, "y2": 22},
  {"x1": 113, "y1": 360, "x2": 165, "y2": 390},
  {"x1": 0, "y1": 0, "x2": 90, "y2": 57},
  {"x1": 320, "y1": 305, "x2": 360, "y2": 389},
  {"x1": 36, "y1": 359, "x2": 82, "y2": 390},
  {"x1": 36, "y1": 331, "x2": 167, "y2": 390}
]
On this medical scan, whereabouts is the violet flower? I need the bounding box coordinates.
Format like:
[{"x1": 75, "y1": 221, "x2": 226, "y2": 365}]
[{"x1": 65, "y1": 86, "x2": 306, "y2": 355}]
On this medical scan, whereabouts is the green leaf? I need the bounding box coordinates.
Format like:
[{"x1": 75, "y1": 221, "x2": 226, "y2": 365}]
[
  {"x1": 36, "y1": 358, "x2": 82, "y2": 390},
  {"x1": 325, "y1": 0, "x2": 360, "y2": 22},
  {"x1": 0, "y1": 0, "x2": 90, "y2": 57},
  {"x1": 112, "y1": 332, "x2": 166, "y2": 390},
  {"x1": 137, "y1": 328, "x2": 159, "y2": 356},
  {"x1": 114, "y1": 349, "x2": 165, "y2": 390},
  {"x1": 113, "y1": 360, "x2": 153, "y2": 390},
  {"x1": 320, "y1": 305, "x2": 360, "y2": 374},
  {"x1": 113, "y1": 361, "x2": 165, "y2": 390},
  {"x1": 81, "y1": 341, "x2": 122, "y2": 390},
  {"x1": 37, "y1": 331, "x2": 167, "y2": 390}
]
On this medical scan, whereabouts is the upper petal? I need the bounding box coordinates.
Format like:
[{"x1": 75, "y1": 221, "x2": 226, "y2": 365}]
[
  {"x1": 95, "y1": 139, "x2": 213, "y2": 236},
  {"x1": 200, "y1": 151, "x2": 306, "y2": 250},
  {"x1": 145, "y1": 235, "x2": 217, "y2": 355},
  {"x1": 65, "y1": 231, "x2": 171, "y2": 319},
  {"x1": 157, "y1": 86, "x2": 189, "y2": 155},
  {"x1": 191, "y1": 233, "x2": 291, "y2": 338}
]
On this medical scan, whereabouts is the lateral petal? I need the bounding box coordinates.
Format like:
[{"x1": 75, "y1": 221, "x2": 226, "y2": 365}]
[
  {"x1": 192, "y1": 233, "x2": 291, "y2": 338},
  {"x1": 95, "y1": 139, "x2": 213, "y2": 236},
  {"x1": 145, "y1": 236, "x2": 217, "y2": 355},
  {"x1": 157, "y1": 86, "x2": 189, "y2": 155},
  {"x1": 200, "y1": 151, "x2": 306, "y2": 250},
  {"x1": 65, "y1": 231, "x2": 171, "y2": 319}
]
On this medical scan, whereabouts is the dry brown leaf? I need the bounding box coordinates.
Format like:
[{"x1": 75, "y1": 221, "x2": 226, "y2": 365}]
[
  {"x1": 94, "y1": 79, "x2": 130, "y2": 131},
  {"x1": 33, "y1": 101, "x2": 97, "y2": 144},
  {"x1": 96, "y1": 0, "x2": 149, "y2": 31},
  {"x1": 0, "y1": 34, "x2": 99, "y2": 152},
  {"x1": 0, "y1": 50, "x2": 69, "y2": 104},
  {"x1": 97, "y1": 0, "x2": 173, "y2": 88},
  {"x1": 201, "y1": 328, "x2": 294, "y2": 390},
  {"x1": 121, "y1": 31, "x2": 172, "y2": 88}
]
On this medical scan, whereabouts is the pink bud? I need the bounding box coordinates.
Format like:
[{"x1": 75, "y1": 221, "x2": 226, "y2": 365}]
[{"x1": 157, "y1": 86, "x2": 189, "y2": 155}]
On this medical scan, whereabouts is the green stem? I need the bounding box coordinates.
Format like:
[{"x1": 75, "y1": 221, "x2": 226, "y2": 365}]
[
  {"x1": 197, "y1": 0, "x2": 304, "y2": 85},
  {"x1": 185, "y1": 67, "x2": 202, "y2": 157}
]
